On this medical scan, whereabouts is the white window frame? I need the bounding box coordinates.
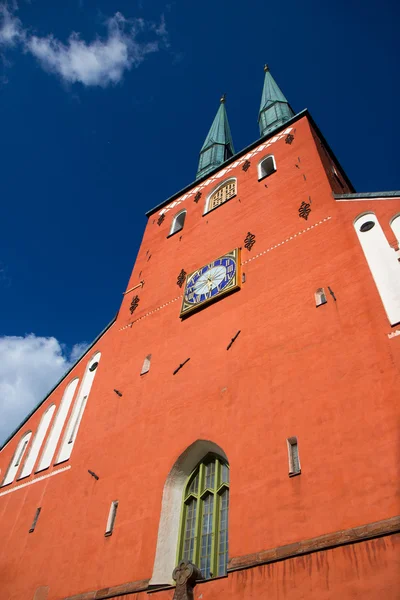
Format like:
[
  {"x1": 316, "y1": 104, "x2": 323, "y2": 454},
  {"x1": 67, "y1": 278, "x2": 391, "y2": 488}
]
[
  {"x1": 315, "y1": 288, "x2": 327, "y2": 307},
  {"x1": 1, "y1": 431, "x2": 32, "y2": 486},
  {"x1": 204, "y1": 177, "x2": 237, "y2": 215},
  {"x1": 105, "y1": 500, "x2": 119, "y2": 536},
  {"x1": 287, "y1": 436, "x2": 301, "y2": 477},
  {"x1": 257, "y1": 155, "x2": 276, "y2": 181},
  {"x1": 18, "y1": 404, "x2": 56, "y2": 479}
]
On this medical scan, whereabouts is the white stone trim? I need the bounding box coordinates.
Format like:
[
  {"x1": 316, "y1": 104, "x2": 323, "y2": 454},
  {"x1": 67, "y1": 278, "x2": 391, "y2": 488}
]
[
  {"x1": 150, "y1": 439, "x2": 228, "y2": 586},
  {"x1": 157, "y1": 128, "x2": 293, "y2": 216},
  {"x1": 0, "y1": 465, "x2": 71, "y2": 497}
]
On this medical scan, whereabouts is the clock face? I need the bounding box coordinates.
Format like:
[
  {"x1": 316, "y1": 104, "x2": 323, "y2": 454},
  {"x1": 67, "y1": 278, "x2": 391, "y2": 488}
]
[{"x1": 180, "y1": 248, "x2": 241, "y2": 316}]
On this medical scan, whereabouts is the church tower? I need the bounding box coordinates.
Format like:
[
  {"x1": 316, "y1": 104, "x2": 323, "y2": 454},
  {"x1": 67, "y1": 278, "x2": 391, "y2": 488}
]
[{"x1": 1, "y1": 67, "x2": 399, "y2": 600}]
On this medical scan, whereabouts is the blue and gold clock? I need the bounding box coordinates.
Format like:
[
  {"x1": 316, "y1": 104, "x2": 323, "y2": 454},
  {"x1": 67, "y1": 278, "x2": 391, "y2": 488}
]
[{"x1": 180, "y1": 248, "x2": 241, "y2": 316}]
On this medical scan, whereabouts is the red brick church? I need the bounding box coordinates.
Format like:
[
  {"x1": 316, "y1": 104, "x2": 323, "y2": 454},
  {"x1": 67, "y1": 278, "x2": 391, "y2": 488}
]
[{"x1": 1, "y1": 66, "x2": 399, "y2": 600}]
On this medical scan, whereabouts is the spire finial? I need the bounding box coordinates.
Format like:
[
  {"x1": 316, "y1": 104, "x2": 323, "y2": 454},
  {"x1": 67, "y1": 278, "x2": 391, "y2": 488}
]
[
  {"x1": 264, "y1": 64, "x2": 269, "y2": 72},
  {"x1": 220, "y1": 93, "x2": 226, "y2": 104}
]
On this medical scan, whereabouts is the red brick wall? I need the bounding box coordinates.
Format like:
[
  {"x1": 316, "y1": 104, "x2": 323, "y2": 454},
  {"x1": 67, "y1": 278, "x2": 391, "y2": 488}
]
[{"x1": 1, "y1": 115, "x2": 399, "y2": 600}]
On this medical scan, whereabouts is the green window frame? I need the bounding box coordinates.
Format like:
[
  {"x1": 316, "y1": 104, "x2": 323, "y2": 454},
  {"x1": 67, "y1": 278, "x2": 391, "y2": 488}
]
[{"x1": 176, "y1": 454, "x2": 229, "y2": 579}]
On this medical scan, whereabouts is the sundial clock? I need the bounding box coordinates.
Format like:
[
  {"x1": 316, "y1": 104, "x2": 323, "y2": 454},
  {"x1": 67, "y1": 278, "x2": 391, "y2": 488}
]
[{"x1": 180, "y1": 248, "x2": 241, "y2": 317}]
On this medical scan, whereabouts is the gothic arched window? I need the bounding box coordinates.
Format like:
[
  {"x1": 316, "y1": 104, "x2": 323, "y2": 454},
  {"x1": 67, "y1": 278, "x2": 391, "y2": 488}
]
[
  {"x1": 206, "y1": 179, "x2": 236, "y2": 213},
  {"x1": 169, "y1": 210, "x2": 187, "y2": 237},
  {"x1": 177, "y1": 454, "x2": 229, "y2": 579}
]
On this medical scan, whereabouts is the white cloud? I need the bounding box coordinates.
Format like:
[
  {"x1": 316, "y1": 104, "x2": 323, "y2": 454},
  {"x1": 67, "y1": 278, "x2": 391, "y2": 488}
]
[
  {"x1": 0, "y1": 4, "x2": 24, "y2": 46},
  {"x1": 0, "y1": 6, "x2": 167, "y2": 86},
  {"x1": 0, "y1": 334, "x2": 87, "y2": 446}
]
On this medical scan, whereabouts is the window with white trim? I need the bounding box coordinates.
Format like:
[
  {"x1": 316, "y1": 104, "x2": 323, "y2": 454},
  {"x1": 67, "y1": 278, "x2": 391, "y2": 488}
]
[
  {"x1": 55, "y1": 352, "x2": 101, "y2": 464},
  {"x1": 177, "y1": 454, "x2": 229, "y2": 579},
  {"x1": 354, "y1": 213, "x2": 400, "y2": 326},
  {"x1": 1, "y1": 431, "x2": 32, "y2": 486},
  {"x1": 36, "y1": 378, "x2": 80, "y2": 473},
  {"x1": 169, "y1": 210, "x2": 187, "y2": 237},
  {"x1": 19, "y1": 405, "x2": 56, "y2": 479},
  {"x1": 105, "y1": 501, "x2": 119, "y2": 536},
  {"x1": 258, "y1": 155, "x2": 276, "y2": 181},
  {"x1": 315, "y1": 288, "x2": 327, "y2": 307},
  {"x1": 287, "y1": 437, "x2": 301, "y2": 477},
  {"x1": 205, "y1": 179, "x2": 236, "y2": 214},
  {"x1": 141, "y1": 354, "x2": 152, "y2": 375}
]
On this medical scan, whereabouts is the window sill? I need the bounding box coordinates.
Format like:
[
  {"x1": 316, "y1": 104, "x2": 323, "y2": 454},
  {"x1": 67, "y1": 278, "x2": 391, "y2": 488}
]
[
  {"x1": 202, "y1": 195, "x2": 237, "y2": 217},
  {"x1": 258, "y1": 169, "x2": 276, "y2": 182},
  {"x1": 167, "y1": 228, "x2": 183, "y2": 239},
  {"x1": 288, "y1": 470, "x2": 301, "y2": 478}
]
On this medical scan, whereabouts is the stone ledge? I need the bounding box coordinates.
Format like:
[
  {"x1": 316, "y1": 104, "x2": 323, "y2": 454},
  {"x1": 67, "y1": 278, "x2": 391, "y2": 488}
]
[
  {"x1": 227, "y1": 515, "x2": 400, "y2": 571},
  {"x1": 64, "y1": 579, "x2": 150, "y2": 600}
]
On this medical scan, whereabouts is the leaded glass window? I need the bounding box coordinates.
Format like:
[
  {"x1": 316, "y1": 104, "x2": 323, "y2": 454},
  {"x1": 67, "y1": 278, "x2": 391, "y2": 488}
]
[
  {"x1": 177, "y1": 455, "x2": 230, "y2": 579},
  {"x1": 207, "y1": 180, "x2": 236, "y2": 212}
]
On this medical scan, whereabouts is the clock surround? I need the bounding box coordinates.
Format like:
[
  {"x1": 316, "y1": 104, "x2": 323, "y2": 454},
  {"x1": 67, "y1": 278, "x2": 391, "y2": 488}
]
[{"x1": 180, "y1": 248, "x2": 241, "y2": 317}]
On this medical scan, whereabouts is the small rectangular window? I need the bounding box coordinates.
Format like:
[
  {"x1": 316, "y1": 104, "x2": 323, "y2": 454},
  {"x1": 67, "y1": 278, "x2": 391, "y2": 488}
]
[
  {"x1": 29, "y1": 507, "x2": 41, "y2": 533},
  {"x1": 315, "y1": 288, "x2": 327, "y2": 307},
  {"x1": 105, "y1": 501, "x2": 118, "y2": 536},
  {"x1": 287, "y1": 437, "x2": 301, "y2": 477},
  {"x1": 140, "y1": 354, "x2": 152, "y2": 376}
]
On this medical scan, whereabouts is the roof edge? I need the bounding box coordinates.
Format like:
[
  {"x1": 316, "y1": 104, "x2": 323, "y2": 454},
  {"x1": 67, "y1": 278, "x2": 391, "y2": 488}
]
[
  {"x1": 334, "y1": 192, "x2": 400, "y2": 200},
  {"x1": 145, "y1": 109, "x2": 355, "y2": 217},
  {"x1": 0, "y1": 315, "x2": 117, "y2": 452}
]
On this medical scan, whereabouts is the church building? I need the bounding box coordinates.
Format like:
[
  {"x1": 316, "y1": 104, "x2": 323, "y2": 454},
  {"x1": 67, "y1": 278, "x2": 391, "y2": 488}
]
[{"x1": 0, "y1": 66, "x2": 399, "y2": 600}]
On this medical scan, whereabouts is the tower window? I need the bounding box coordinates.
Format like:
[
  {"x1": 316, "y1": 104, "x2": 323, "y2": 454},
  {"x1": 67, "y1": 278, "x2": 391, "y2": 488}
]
[
  {"x1": 258, "y1": 155, "x2": 276, "y2": 181},
  {"x1": 287, "y1": 437, "x2": 301, "y2": 477},
  {"x1": 205, "y1": 179, "x2": 237, "y2": 214},
  {"x1": 315, "y1": 288, "x2": 327, "y2": 307},
  {"x1": 177, "y1": 454, "x2": 229, "y2": 579},
  {"x1": 105, "y1": 501, "x2": 118, "y2": 536},
  {"x1": 169, "y1": 210, "x2": 187, "y2": 237},
  {"x1": 140, "y1": 354, "x2": 152, "y2": 375}
]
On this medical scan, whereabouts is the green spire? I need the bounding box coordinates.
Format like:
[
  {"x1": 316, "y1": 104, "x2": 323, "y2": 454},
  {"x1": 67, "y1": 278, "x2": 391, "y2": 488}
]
[
  {"x1": 258, "y1": 64, "x2": 294, "y2": 137},
  {"x1": 196, "y1": 95, "x2": 235, "y2": 180}
]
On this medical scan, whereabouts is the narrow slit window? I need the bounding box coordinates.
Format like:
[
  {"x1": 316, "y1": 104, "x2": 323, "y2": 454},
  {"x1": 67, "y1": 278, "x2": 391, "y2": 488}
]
[
  {"x1": 140, "y1": 354, "x2": 152, "y2": 376},
  {"x1": 287, "y1": 437, "x2": 301, "y2": 477},
  {"x1": 29, "y1": 507, "x2": 41, "y2": 533},
  {"x1": 105, "y1": 501, "x2": 118, "y2": 536},
  {"x1": 14, "y1": 439, "x2": 29, "y2": 467},
  {"x1": 315, "y1": 288, "x2": 327, "y2": 307},
  {"x1": 258, "y1": 155, "x2": 276, "y2": 181},
  {"x1": 169, "y1": 210, "x2": 186, "y2": 237},
  {"x1": 68, "y1": 396, "x2": 88, "y2": 444}
]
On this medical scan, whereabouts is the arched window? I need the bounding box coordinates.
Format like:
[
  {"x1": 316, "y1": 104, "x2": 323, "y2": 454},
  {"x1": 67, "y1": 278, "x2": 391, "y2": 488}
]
[
  {"x1": 36, "y1": 378, "x2": 80, "y2": 473},
  {"x1": 18, "y1": 404, "x2": 56, "y2": 479},
  {"x1": 177, "y1": 454, "x2": 229, "y2": 579},
  {"x1": 55, "y1": 352, "x2": 101, "y2": 464},
  {"x1": 169, "y1": 210, "x2": 187, "y2": 237},
  {"x1": 390, "y1": 214, "x2": 400, "y2": 245},
  {"x1": 354, "y1": 213, "x2": 400, "y2": 326},
  {"x1": 258, "y1": 155, "x2": 276, "y2": 181},
  {"x1": 1, "y1": 431, "x2": 32, "y2": 486},
  {"x1": 206, "y1": 179, "x2": 236, "y2": 213}
]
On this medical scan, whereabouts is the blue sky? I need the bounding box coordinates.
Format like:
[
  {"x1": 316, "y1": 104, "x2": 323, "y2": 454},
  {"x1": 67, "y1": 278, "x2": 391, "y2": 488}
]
[{"x1": 0, "y1": 0, "x2": 399, "y2": 443}]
